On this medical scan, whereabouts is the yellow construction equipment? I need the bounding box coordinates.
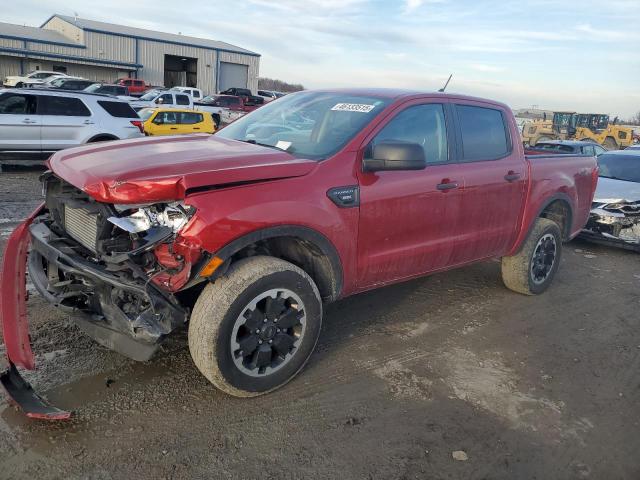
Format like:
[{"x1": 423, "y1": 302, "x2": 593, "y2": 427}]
[
  {"x1": 573, "y1": 114, "x2": 634, "y2": 150},
  {"x1": 522, "y1": 112, "x2": 635, "y2": 150},
  {"x1": 521, "y1": 112, "x2": 574, "y2": 146}
]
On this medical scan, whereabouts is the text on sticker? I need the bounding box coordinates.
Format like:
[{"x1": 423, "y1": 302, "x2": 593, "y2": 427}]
[{"x1": 331, "y1": 103, "x2": 376, "y2": 113}]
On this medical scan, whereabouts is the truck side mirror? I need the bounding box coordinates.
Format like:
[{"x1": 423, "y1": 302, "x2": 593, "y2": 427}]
[{"x1": 362, "y1": 142, "x2": 427, "y2": 172}]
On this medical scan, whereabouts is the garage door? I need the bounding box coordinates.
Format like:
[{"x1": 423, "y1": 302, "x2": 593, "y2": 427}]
[{"x1": 218, "y1": 62, "x2": 249, "y2": 92}]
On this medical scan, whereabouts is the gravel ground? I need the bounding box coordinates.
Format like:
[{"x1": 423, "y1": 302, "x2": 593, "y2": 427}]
[{"x1": 1, "y1": 169, "x2": 639, "y2": 480}]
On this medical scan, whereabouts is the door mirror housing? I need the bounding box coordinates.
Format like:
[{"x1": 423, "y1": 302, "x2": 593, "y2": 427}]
[{"x1": 362, "y1": 142, "x2": 427, "y2": 172}]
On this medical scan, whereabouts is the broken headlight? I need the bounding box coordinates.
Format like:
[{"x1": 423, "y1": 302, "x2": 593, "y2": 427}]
[{"x1": 108, "y1": 202, "x2": 196, "y2": 234}]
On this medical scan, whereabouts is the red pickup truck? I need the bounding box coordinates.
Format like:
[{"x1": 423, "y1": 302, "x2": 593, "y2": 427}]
[{"x1": 0, "y1": 89, "x2": 598, "y2": 418}]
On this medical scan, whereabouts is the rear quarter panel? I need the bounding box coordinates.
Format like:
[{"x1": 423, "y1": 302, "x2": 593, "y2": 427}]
[{"x1": 509, "y1": 154, "x2": 597, "y2": 254}]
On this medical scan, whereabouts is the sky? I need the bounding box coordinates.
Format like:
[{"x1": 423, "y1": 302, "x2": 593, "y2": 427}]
[{"x1": 4, "y1": 0, "x2": 640, "y2": 118}]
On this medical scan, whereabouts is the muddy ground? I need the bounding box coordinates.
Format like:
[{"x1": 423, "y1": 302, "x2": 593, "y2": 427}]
[{"x1": 0, "y1": 169, "x2": 639, "y2": 480}]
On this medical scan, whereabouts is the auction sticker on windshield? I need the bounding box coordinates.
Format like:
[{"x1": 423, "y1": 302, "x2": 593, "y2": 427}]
[{"x1": 331, "y1": 103, "x2": 376, "y2": 113}]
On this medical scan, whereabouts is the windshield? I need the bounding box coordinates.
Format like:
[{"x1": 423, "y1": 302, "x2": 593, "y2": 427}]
[
  {"x1": 215, "y1": 91, "x2": 390, "y2": 160},
  {"x1": 84, "y1": 84, "x2": 101, "y2": 93},
  {"x1": 48, "y1": 78, "x2": 67, "y2": 87},
  {"x1": 598, "y1": 154, "x2": 640, "y2": 183},
  {"x1": 138, "y1": 108, "x2": 155, "y2": 121},
  {"x1": 139, "y1": 90, "x2": 160, "y2": 101}
]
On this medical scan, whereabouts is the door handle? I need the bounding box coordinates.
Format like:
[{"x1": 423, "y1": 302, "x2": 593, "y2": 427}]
[
  {"x1": 83, "y1": 120, "x2": 95, "y2": 125},
  {"x1": 193, "y1": 127, "x2": 200, "y2": 130},
  {"x1": 21, "y1": 119, "x2": 37, "y2": 124},
  {"x1": 436, "y1": 181, "x2": 459, "y2": 191},
  {"x1": 170, "y1": 127, "x2": 178, "y2": 130},
  {"x1": 504, "y1": 171, "x2": 521, "y2": 182}
]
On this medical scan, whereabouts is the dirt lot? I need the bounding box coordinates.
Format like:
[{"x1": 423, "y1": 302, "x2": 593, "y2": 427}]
[{"x1": 1, "y1": 169, "x2": 639, "y2": 480}]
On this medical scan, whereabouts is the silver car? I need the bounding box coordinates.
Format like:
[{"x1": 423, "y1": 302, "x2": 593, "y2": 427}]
[
  {"x1": 0, "y1": 88, "x2": 143, "y2": 165},
  {"x1": 581, "y1": 150, "x2": 640, "y2": 251}
]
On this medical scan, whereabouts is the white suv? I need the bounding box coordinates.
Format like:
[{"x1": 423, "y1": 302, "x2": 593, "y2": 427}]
[
  {"x1": 0, "y1": 89, "x2": 143, "y2": 165},
  {"x1": 3, "y1": 71, "x2": 69, "y2": 88}
]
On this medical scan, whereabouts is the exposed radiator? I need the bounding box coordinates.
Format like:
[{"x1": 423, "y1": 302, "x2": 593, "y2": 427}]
[{"x1": 64, "y1": 205, "x2": 99, "y2": 252}]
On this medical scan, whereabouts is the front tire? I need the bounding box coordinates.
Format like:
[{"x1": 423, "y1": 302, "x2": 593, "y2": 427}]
[
  {"x1": 188, "y1": 256, "x2": 322, "y2": 397},
  {"x1": 501, "y1": 218, "x2": 562, "y2": 295}
]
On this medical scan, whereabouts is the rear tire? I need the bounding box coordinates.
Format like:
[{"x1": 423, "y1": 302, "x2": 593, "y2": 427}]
[
  {"x1": 188, "y1": 256, "x2": 322, "y2": 397},
  {"x1": 501, "y1": 218, "x2": 562, "y2": 295}
]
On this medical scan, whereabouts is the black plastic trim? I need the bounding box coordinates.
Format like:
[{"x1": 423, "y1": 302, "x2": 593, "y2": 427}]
[{"x1": 212, "y1": 225, "x2": 344, "y2": 301}]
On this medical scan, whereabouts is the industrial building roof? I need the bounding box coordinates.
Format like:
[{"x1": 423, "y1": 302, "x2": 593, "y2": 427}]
[
  {"x1": 49, "y1": 15, "x2": 259, "y2": 56},
  {"x1": 0, "y1": 21, "x2": 81, "y2": 47}
]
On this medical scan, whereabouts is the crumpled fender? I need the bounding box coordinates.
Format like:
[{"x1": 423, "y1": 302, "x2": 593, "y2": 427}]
[{"x1": 1, "y1": 204, "x2": 44, "y2": 370}]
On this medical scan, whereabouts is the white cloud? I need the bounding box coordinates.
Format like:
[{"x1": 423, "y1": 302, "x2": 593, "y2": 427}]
[{"x1": 404, "y1": 0, "x2": 424, "y2": 12}]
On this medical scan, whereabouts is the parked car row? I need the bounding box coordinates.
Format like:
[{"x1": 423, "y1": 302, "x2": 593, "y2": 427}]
[{"x1": 0, "y1": 88, "x2": 143, "y2": 164}]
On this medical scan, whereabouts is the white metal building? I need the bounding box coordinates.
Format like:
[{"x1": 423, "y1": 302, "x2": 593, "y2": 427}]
[{"x1": 0, "y1": 15, "x2": 260, "y2": 94}]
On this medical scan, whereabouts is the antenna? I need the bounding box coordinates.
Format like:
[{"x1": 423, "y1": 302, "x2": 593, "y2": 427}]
[{"x1": 438, "y1": 74, "x2": 453, "y2": 92}]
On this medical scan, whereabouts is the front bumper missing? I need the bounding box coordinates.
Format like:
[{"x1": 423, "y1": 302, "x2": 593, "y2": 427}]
[
  {"x1": 580, "y1": 207, "x2": 640, "y2": 252},
  {"x1": 1, "y1": 207, "x2": 189, "y2": 420},
  {"x1": 28, "y1": 221, "x2": 188, "y2": 360},
  {"x1": 0, "y1": 204, "x2": 70, "y2": 419}
]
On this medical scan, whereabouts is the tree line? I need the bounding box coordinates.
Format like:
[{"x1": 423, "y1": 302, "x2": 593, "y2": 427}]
[{"x1": 258, "y1": 77, "x2": 304, "y2": 93}]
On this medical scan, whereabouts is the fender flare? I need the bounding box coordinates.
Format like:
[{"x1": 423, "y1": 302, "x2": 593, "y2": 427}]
[
  {"x1": 517, "y1": 193, "x2": 575, "y2": 253},
  {"x1": 212, "y1": 225, "x2": 344, "y2": 301}
]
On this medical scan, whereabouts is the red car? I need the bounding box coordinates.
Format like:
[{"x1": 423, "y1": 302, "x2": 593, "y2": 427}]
[
  {"x1": 0, "y1": 89, "x2": 598, "y2": 418},
  {"x1": 115, "y1": 78, "x2": 149, "y2": 96}
]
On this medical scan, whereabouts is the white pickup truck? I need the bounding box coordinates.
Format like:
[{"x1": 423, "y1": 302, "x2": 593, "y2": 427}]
[
  {"x1": 129, "y1": 90, "x2": 249, "y2": 128},
  {"x1": 129, "y1": 90, "x2": 194, "y2": 111}
]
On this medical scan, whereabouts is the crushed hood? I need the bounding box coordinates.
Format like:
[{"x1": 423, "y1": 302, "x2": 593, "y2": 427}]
[
  {"x1": 594, "y1": 176, "x2": 640, "y2": 204},
  {"x1": 48, "y1": 135, "x2": 317, "y2": 203}
]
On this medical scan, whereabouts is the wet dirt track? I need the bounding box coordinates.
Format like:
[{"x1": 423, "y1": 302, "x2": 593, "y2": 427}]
[{"x1": 1, "y1": 169, "x2": 639, "y2": 480}]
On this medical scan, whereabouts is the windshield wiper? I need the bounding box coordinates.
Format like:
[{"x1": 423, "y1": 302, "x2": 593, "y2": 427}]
[{"x1": 240, "y1": 139, "x2": 283, "y2": 151}]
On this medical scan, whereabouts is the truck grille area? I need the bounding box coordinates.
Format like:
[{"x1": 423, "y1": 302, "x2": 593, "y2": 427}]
[
  {"x1": 42, "y1": 173, "x2": 132, "y2": 256},
  {"x1": 64, "y1": 205, "x2": 100, "y2": 252}
]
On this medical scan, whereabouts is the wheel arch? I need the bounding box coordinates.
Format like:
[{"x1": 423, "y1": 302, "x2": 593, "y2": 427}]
[
  {"x1": 514, "y1": 193, "x2": 574, "y2": 254},
  {"x1": 210, "y1": 225, "x2": 344, "y2": 303},
  {"x1": 86, "y1": 134, "x2": 119, "y2": 143}
]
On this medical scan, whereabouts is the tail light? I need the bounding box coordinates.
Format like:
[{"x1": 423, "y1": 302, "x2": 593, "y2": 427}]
[{"x1": 130, "y1": 120, "x2": 144, "y2": 133}]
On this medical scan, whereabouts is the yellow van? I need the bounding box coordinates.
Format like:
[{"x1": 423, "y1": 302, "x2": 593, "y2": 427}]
[{"x1": 139, "y1": 108, "x2": 215, "y2": 136}]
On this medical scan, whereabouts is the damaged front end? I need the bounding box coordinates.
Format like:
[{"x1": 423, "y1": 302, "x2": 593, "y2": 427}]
[
  {"x1": 1, "y1": 173, "x2": 210, "y2": 419},
  {"x1": 581, "y1": 200, "x2": 640, "y2": 251}
]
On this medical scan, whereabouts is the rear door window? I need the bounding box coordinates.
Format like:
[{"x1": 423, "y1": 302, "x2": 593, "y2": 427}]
[
  {"x1": 176, "y1": 95, "x2": 190, "y2": 106},
  {"x1": 370, "y1": 104, "x2": 449, "y2": 164},
  {"x1": 38, "y1": 96, "x2": 91, "y2": 116},
  {"x1": 0, "y1": 93, "x2": 37, "y2": 115},
  {"x1": 180, "y1": 112, "x2": 203, "y2": 124},
  {"x1": 455, "y1": 105, "x2": 510, "y2": 161},
  {"x1": 97, "y1": 101, "x2": 138, "y2": 118}
]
